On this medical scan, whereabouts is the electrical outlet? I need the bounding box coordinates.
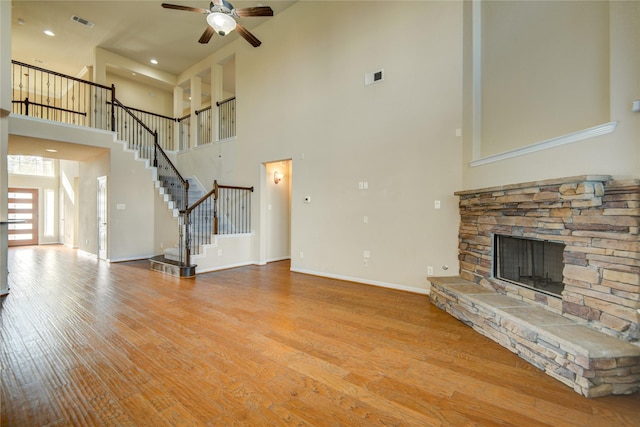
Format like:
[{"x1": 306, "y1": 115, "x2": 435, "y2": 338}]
[
  {"x1": 299, "y1": 251, "x2": 304, "y2": 259},
  {"x1": 363, "y1": 259, "x2": 368, "y2": 267},
  {"x1": 218, "y1": 249, "x2": 223, "y2": 257},
  {"x1": 427, "y1": 266, "x2": 434, "y2": 276}
]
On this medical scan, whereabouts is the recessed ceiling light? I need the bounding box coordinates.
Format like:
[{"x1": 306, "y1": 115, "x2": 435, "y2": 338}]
[
  {"x1": 17, "y1": 18, "x2": 25, "y2": 25},
  {"x1": 150, "y1": 59, "x2": 158, "y2": 65},
  {"x1": 44, "y1": 29, "x2": 55, "y2": 37},
  {"x1": 45, "y1": 149, "x2": 58, "y2": 153}
]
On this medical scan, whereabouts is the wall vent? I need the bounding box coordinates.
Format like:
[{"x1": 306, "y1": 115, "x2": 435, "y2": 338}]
[
  {"x1": 71, "y1": 15, "x2": 95, "y2": 28},
  {"x1": 364, "y1": 69, "x2": 384, "y2": 86}
]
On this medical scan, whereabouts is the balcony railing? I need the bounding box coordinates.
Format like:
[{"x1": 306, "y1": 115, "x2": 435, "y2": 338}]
[
  {"x1": 178, "y1": 114, "x2": 191, "y2": 151},
  {"x1": 195, "y1": 105, "x2": 212, "y2": 146},
  {"x1": 11, "y1": 60, "x2": 113, "y2": 130},
  {"x1": 217, "y1": 97, "x2": 236, "y2": 140}
]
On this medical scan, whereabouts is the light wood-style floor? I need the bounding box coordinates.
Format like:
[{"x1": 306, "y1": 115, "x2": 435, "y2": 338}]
[{"x1": 1, "y1": 245, "x2": 639, "y2": 426}]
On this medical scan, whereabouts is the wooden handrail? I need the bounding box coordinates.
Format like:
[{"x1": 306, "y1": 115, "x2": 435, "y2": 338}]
[
  {"x1": 11, "y1": 60, "x2": 112, "y2": 90},
  {"x1": 108, "y1": 101, "x2": 176, "y2": 122},
  {"x1": 215, "y1": 183, "x2": 254, "y2": 192},
  {"x1": 194, "y1": 105, "x2": 212, "y2": 115},
  {"x1": 216, "y1": 96, "x2": 236, "y2": 107},
  {"x1": 112, "y1": 99, "x2": 156, "y2": 135},
  {"x1": 183, "y1": 187, "x2": 215, "y2": 215},
  {"x1": 184, "y1": 181, "x2": 253, "y2": 215}
]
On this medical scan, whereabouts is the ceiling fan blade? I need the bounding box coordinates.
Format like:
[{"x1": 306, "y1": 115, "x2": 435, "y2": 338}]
[
  {"x1": 235, "y1": 6, "x2": 274, "y2": 17},
  {"x1": 235, "y1": 23, "x2": 261, "y2": 47},
  {"x1": 198, "y1": 26, "x2": 215, "y2": 44},
  {"x1": 161, "y1": 3, "x2": 209, "y2": 14}
]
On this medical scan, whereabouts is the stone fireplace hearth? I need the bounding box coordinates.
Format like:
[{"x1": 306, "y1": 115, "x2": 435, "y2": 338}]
[{"x1": 429, "y1": 175, "x2": 640, "y2": 397}]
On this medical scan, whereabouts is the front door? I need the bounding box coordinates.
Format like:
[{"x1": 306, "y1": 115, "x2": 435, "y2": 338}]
[
  {"x1": 97, "y1": 176, "x2": 108, "y2": 259},
  {"x1": 8, "y1": 188, "x2": 38, "y2": 246}
]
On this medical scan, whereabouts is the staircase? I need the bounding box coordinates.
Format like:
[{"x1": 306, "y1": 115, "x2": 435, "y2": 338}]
[{"x1": 148, "y1": 176, "x2": 207, "y2": 278}]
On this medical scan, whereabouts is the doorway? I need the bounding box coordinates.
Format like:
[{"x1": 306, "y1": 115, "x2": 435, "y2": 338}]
[
  {"x1": 97, "y1": 176, "x2": 108, "y2": 260},
  {"x1": 264, "y1": 160, "x2": 291, "y2": 263}
]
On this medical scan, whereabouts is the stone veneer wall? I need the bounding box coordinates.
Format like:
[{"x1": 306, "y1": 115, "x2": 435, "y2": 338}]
[{"x1": 455, "y1": 175, "x2": 640, "y2": 343}]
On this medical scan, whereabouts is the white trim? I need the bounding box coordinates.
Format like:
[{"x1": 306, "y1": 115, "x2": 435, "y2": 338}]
[
  {"x1": 267, "y1": 256, "x2": 291, "y2": 263},
  {"x1": 196, "y1": 261, "x2": 255, "y2": 274},
  {"x1": 109, "y1": 254, "x2": 156, "y2": 262},
  {"x1": 470, "y1": 121, "x2": 618, "y2": 167},
  {"x1": 290, "y1": 267, "x2": 430, "y2": 295},
  {"x1": 472, "y1": 0, "x2": 482, "y2": 160}
]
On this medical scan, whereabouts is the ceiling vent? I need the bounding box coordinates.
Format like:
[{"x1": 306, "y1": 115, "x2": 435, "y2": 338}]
[{"x1": 71, "y1": 15, "x2": 95, "y2": 28}]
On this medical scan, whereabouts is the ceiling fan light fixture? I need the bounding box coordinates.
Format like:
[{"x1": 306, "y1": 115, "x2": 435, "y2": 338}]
[{"x1": 206, "y1": 12, "x2": 236, "y2": 36}]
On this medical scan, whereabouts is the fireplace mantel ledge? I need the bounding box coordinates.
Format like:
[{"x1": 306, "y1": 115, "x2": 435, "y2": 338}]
[
  {"x1": 428, "y1": 276, "x2": 640, "y2": 398},
  {"x1": 454, "y1": 174, "x2": 612, "y2": 196}
]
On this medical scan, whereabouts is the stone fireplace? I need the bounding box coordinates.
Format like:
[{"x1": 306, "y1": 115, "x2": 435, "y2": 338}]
[
  {"x1": 457, "y1": 175, "x2": 639, "y2": 342},
  {"x1": 429, "y1": 175, "x2": 640, "y2": 397}
]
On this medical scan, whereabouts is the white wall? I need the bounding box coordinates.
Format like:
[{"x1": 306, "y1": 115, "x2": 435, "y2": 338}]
[
  {"x1": 481, "y1": 1, "x2": 610, "y2": 156},
  {"x1": 107, "y1": 72, "x2": 173, "y2": 117},
  {"x1": 462, "y1": 0, "x2": 640, "y2": 190},
  {"x1": 0, "y1": 0, "x2": 11, "y2": 295},
  {"x1": 153, "y1": 188, "x2": 179, "y2": 255},
  {"x1": 178, "y1": 1, "x2": 464, "y2": 292},
  {"x1": 59, "y1": 160, "x2": 79, "y2": 247}
]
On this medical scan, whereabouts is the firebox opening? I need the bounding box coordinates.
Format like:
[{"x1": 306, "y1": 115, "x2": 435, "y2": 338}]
[{"x1": 493, "y1": 235, "x2": 566, "y2": 298}]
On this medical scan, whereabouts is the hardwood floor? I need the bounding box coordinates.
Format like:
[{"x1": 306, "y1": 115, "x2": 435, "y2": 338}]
[{"x1": 1, "y1": 245, "x2": 639, "y2": 426}]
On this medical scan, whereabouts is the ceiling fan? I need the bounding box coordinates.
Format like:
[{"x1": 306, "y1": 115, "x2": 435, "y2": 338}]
[{"x1": 161, "y1": 1, "x2": 273, "y2": 47}]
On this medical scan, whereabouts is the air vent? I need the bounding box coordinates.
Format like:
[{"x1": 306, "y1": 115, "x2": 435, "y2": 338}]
[
  {"x1": 364, "y1": 69, "x2": 384, "y2": 86},
  {"x1": 71, "y1": 15, "x2": 95, "y2": 28}
]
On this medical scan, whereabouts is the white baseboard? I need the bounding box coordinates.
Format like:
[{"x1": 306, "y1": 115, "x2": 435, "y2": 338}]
[{"x1": 290, "y1": 267, "x2": 430, "y2": 295}]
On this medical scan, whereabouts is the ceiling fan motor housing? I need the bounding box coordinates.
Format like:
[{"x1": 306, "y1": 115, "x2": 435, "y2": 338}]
[{"x1": 211, "y1": 0, "x2": 234, "y2": 14}]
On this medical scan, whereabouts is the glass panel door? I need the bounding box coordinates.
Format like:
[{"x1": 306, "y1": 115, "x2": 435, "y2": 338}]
[{"x1": 8, "y1": 188, "x2": 38, "y2": 246}]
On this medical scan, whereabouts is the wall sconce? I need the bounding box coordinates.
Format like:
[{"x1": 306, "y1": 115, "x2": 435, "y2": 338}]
[{"x1": 274, "y1": 171, "x2": 284, "y2": 184}]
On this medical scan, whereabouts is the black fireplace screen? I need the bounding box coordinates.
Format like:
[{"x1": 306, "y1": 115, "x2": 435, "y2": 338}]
[{"x1": 494, "y1": 235, "x2": 565, "y2": 297}]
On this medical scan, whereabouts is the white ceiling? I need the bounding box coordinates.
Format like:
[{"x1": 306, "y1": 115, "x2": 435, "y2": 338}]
[{"x1": 11, "y1": 0, "x2": 296, "y2": 78}]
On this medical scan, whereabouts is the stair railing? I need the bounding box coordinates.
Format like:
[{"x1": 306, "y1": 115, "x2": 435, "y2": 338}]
[
  {"x1": 111, "y1": 98, "x2": 189, "y2": 218},
  {"x1": 110, "y1": 102, "x2": 176, "y2": 151},
  {"x1": 180, "y1": 180, "x2": 253, "y2": 265},
  {"x1": 9, "y1": 61, "x2": 259, "y2": 269},
  {"x1": 213, "y1": 180, "x2": 253, "y2": 235},
  {"x1": 181, "y1": 187, "x2": 215, "y2": 265}
]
